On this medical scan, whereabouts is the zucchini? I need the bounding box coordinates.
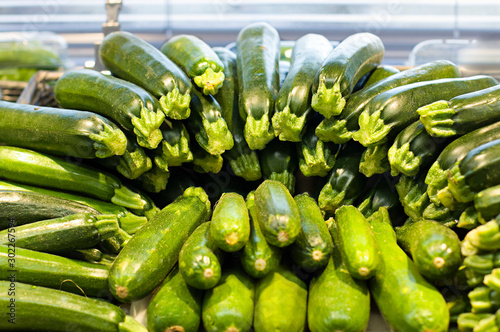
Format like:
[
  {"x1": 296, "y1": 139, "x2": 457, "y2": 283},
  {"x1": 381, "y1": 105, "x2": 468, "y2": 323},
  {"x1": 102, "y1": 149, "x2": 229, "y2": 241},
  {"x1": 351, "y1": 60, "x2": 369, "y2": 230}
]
[
  {"x1": 210, "y1": 192, "x2": 250, "y2": 252},
  {"x1": 62, "y1": 248, "x2": 105, "y2": 264},
  {"x1": 334, "y1": 205, "x2": 379, "y2": 279},
  {"x1": 318, "y1": 142, "x2": 366, "y2": 213},
  {"x1": 157, "y1": 120, "x2": 193, "y2": 166},
  {"x1": 179, "y1": 221, "x2": 223, "y2": 290},
  {"x1": 419, "y1": 84, "x2": 500, "y2": 138},
  {"x1": 311, "y1": 32, "x2": 384, "y2": 118},
  {"x1": 458, "y1": 313, "x2": 493, "y2": 332},
  {"x1": 0, "y1": 146, "x2": 154, "y2": 214},
  {"x1": 353, "y1": 75, "x2": 498, "y2": 147},
  {"x1": 0, "y1": 213, "x2": 118, "y2": 253},
  {"x1": 0, "y1": 100, "x2": 127, "y2": 159},
  {"x1": 213, "y1": 47, "x2": 262, "y2": 182},
  {"x1": 272, "y1": 33, "x2": 333, "y2": 141},
  {"x1": 475, "y1": 185, "x2": 500, "y2": 222},
  {"x1": 307, "y1": 218, "x2": 370, "y2": 332},
  {"x1": 99, "y1": 31, "x2": 192, "y2": 120},
  {"x1": 240, "y1": 191, "x2": 282, "y2": 278},
  {"x1": 259, "y1": 138, "x2": 297, "y2": 194},
  {"x1": 236, "y1": 22, "x2": 280, "y2": 150},
  {"x1": 161, "y1": 34, "x2": 225, "y2": 96},
  {"x1": 147, "y1": 266, "x2": 203, "y2": 332},
  {"x1": 0, "y1": 281, "x2": 146, "y2": 331},
  {"x1": 54, "y1": 68, "x2": 165, "y2": 150},
  {"x1": 368, "y1": 207, "x2": 450, "y2": 332},
  {"x1": 395, "y1": 219, "x2": 462, "y2": 280},
  {"x1": 254, "y1": 180, "x2": 301, "y2": 247},
  {"x1": 315, "y1": 60, "x2": 460, "y2": 144},
  {"x1": 364, "y1": 64, "x2": 400, "y2": 87},
  {"x1": 109, "y1": 187, "x2": 210, "y2": 302},
  {"x1": 134, "y1": 164, "x2": 170, "y2": 194},
  {"x1": 289, "y1": 193, "x2": 333, "y2": 271},
  {"x1": 190, "y1": 138, "x2": 224, "y2": 174},
  {"x1": 358, "y1": 141, "x2": 391, "y2": 177},
  {"x1": 188, "y1": 88, "x2": 234, "y2": 155},
  {"x1": 0, "y1": 245, "x2": 111, "y2": 298},
  {"x1": 202, "y1": 265, "x2": 255, "y2": 332}
]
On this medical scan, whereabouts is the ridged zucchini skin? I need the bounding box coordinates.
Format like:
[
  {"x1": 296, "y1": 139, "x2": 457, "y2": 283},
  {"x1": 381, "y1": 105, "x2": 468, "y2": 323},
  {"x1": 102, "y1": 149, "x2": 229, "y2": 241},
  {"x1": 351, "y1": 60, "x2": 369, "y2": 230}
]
[
  {"x1": 202, "y1": 266, "x2": 255, "y2": 332},
  {"x1": 272, "y1": 33, "x2": 333, "y2": 141},
  {"x1": 254, "y1": 180, "x2": 301, "y2": 247},
  {"x1": 396, "y1": 219, "x2": 462, "y2": 280},
  {"x1": 0, "y1": 245, "x2": 110, "y2": 298},
  {"x1": 289, "y1": 193, "x2": 333, "y2": 271},
  {"x1": 259, "y1": 139, "x2": 297, "y2": 194},
  {"x1": 315, "y1": 60, "x2": 460, "y2": 144},
  {"x1": 364, "y1": 64, "x2": 400, "y2": 87},
  {"x1": 99, "y1": 31, "x2": 192, "y2": 120},
  {"x1": 311, "y1": 32, "x2": 384, "y2": 119},
  {"x1": 54, "y1": 69, "x2": 165, "y2": 150},
  {"x1": 0, "y1": 100, "x2": 127, "y2": 159},
  {"x1": 253, "y1": 265, "x2": 308, "y2": 332},
  {"x1": 147, "y1": 266, "x2": 203, "y2": 332},
  {"x1": 161, "y1": 34, "x2": 225, "y2": 96},
  {"x1": 368, "y1": 208, "x2": 450, "y2": 332},
  {"x1": 236, "y1": 22, "x2": 280, "y2": 150},
  {"x1": 109, "y1": 187, "x2": 210, "y2": 302}
]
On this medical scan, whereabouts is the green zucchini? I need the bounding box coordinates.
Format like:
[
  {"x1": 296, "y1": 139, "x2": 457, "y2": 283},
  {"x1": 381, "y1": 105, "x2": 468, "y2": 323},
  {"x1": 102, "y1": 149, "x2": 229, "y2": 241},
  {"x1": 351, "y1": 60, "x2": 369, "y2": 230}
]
[
  {"x1": 134, "y1": 164, "x2": 170, "y2": 194},
  {"x1": 289, "y1": 193, "x2": 333, "y2": 271},
  {"x1": 202, "y1": 265, "x2": 255, "y2": 332},
  {"x1": 54, "y1": 68, "x2": 165, "y2": 150},
  {"x1": 210, "y1": 192, "x2": 250, "y2": 252},
  {"x1": 272, "y1": 33, "x2": 333, "y2": 141},
  {"x1": 179, "y1": 221, "x2": 223, "y2": 290},
  {"x1": 368, "y1": 207, "x2": 450, "y2": 332},
  {"x1": 0, "y1": 146, "x2": 154, "y2": 214},
  {"x1": 0, "y1": 245, "x2": 110, "y2": 298},
  {"x1": 155, "y1": 120, "x2": 193, "y2": 167},
  {"x1": 0, "y1": 44, "x2": 62, "y2": 69},
  {"x1": 259, "y1": 138, "x2": 297, "y2": 194},
  {"x1": 315, "y1": 60, "x2": 460, "y2": 144},
  {"x1": 467, "y1": 286, "x2": 500, "y2": 314},
  {"x1": 213, "y1": 47, "x2": 262, "y2": 182},
  {"x1": 0, "y1": 281, "x2": 146, "y2": 331},
  {"x1": 311, "y1": 32, "x2": 384, "y2": 118},
  {"x1": 254, "y1": 179, "x2": 301, "y2": 247},
  {"x1": 358, "y1": 140, "x2": 391, "y2": 177},
  {"x1": 0, "y1": 213, "x2": 118, "y2": 253},
  {"x1": 161, "y1": 34, "x2": 225, "y2": 96},
  {"x1": 475, "y1": 185, "x2": 500, "y2": 222},
  {"x1": 364, "y1": 64, "x2": 400, "y2": 87},
  {"x1": 190, "y1": 138, "x2": 224, "y2": 174},
  {"x1": 334, "y1": 205, "x2": 379, "y2": 279},
  {"x1": 307, "y1": 218, "x2": 370, "y2": 332},
  {"x1": 188, "y1": 88, "x2": 234, "y2": 155},
  {"x1": 463, "y1": 214, "x2": 500, "y2": 252},
  {"x1": 353, "y1": 75, "x2": 498, "y2": 147},
  {"x1": 0, "y1": 100, "x2": 127, "y2": 159},
  {"x1": 318, "y1": 142, "x2": 366, "y2": 213},
  {"x1": 99, "y1": 31, "x2": 192, "y2": 120},
  {"x1": 109, "y1": 187, "x2": 210, "y2": 302},
  {"x1": 236, "y1": 22, "x2": 280, "y2": 150},
  {"x1": 147, "y1": 266, "x2": 203, "y2": 332},
  {"x1": 419, "y1": 84, "x2": 500, "y2": 138},
  {"x1": 457, "y1": 313, "x2": 493, "y2": 332},
  {"x1": 62, "y1": 248, "x2": 104, "y2": 264},
  {"x1": 240, "y1": 191, "x2": 282, "y2": 278},
  {"x1": 396, "y1": 219, "x2": 462, "y2": 280}
]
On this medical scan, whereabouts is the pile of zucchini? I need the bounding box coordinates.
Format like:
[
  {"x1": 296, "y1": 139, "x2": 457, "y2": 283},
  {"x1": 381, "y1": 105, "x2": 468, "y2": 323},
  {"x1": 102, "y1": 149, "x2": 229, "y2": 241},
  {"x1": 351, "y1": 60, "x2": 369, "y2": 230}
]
[{"x1": 2, "y1": 22, "x2": 500, "y2": 332}]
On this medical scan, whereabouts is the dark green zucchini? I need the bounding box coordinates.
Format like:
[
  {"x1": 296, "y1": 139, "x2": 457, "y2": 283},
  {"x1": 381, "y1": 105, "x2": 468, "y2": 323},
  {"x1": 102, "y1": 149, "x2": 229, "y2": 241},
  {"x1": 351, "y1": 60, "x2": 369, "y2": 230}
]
[
  {"x1": 213, "y1": 47, "x2": 262, "y2": 182},
  {"x1": 353, "y1": 75, "x2": 498, "y2": 147},
  {"x1": 259, "y1": 138, "x2": 297, "y2": 194},
  {"x1": 358, "y1": 141, "x2": 391, "y2": 177},
  {"x1": 134, "y1": 164, "x2": 169, "y2": 194},
  {"x1": 161, "y1": 34, "x2": 225, "y2": 96},
  {"x1": 236, "y1": 22, "x2": 280, "y2": 150},
  {"x1": 311, "y1": 32, "x2": 384, "y2": 118},
  {"x1": 54, "y1": 69, "x2": 165, "y2": 150},
  {"x1": 315, "y1": 60, "x2": 461, "y2": 144},
  {"x1": 0, "y1": 100, "x2": 127, "y2": 159},
  {"x1": 109, "y1": 187, "x2": 210, "y2": 302},
  {"x1": 364, "y1": 64, "x2": 400, "y2": 87},
  {"x1": 151, "y1": 120, "x2": 193, "y2": 170},
  {"x1": 99, "y1": 31, "x2": 192, "y2": 120},
  {"x1": 190, "y1": 137, "x2": 224, "y2": 174},
  {"x1": 272, "y1": 33, "x2": 333, "y2": 141}
]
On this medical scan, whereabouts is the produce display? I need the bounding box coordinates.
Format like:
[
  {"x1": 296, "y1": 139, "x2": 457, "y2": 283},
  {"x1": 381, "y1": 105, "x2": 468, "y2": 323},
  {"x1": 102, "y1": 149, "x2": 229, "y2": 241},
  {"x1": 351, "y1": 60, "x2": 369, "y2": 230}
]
[{"x1": 3, "y1": 22, "x2": 500, "y2": 332}]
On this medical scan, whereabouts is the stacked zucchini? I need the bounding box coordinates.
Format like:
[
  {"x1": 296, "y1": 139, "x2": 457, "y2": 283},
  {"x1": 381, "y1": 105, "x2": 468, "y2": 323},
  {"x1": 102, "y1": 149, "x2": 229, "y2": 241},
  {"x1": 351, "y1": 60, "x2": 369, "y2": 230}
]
[{"x1": 2, "y1": 22, "x2": 500, "y2": 332}]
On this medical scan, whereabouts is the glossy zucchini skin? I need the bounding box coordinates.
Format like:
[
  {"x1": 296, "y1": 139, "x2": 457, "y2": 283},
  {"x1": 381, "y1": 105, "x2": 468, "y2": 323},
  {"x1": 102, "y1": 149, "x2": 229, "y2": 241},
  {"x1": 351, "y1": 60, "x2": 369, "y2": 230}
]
[
  {"x1": 54, "y1": 69, "x2": 165, "y2": 150},
  {"x1": 364, "y1": 64, "x2": 400, "y2": 87},
  {"x1": 147, "y1": 266, "x2": 203, "y2": 332},
  {"x1": 259, "y1": 138, "x2": 297, "y2": 194},
  {"x1": 99, "y1": 31, "x2": 192, "y2": 120},
  {"x1": 236, "y1": 22, "x2": 280, "y2": 150},
  {"x1": 0, "y1": 100, "x2": 127, "y2": 159},
  {"x1": 311, "y1": 32, "x2": 384, "y2": 119},
  {"x1": 161, "y1": 34, "x2": 225, "y2": 96},
  {"x1": 109, "y1": 187, "x2": 210, "y2": 302},
  {"x1": 272, "y1": 33, "x2": 333, "y2": 141}
]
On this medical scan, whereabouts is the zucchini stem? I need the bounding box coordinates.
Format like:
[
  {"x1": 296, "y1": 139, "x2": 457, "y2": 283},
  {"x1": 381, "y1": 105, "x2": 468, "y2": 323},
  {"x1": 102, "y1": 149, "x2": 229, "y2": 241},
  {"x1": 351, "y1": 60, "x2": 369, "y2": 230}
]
[
  {"x1": 159, "y1": 86, "x2": 191, "y2": 120},
  {"x1": 137, "y1": 166, "x2": 170, "y2": 194},
  {"x1": 244, "y1": 114, "x2": 275, "y2": 150},
  {"x1": 131, "y1": 107, "x2": 165, "y2": 150},
  {"x1": 228, "y1": 151, "x2": 262, "y2": 182},
  {"x1": 116, "y1": 212, "x2": 148, "y2": 235},
  {"x1": 196, "y1": 117, "x2": 234, "y2": 155},
  {"x1": 447, "y1": 164, "x2": 475, "y2": 203},
  {"x1": 299, "y1": 139, "x2": 336, "y2": 177},
  {"x1": 158, "y1": 130, "x2": 193, "y2": 167},
  {"x1": 111, "y1": 186, "x2": 149, "y2": 211},
  {"x1": 118, "y1": 315, "x2": 148, "y2": 332},
  {"x1": 267, "y1": 170, "x2": 296, "y2": 195},
  {"x1": 193, "y1": 67, "x2": 225, "y2": 96},
  {"x1": 271, "y1": 104, "x2": 308, "y2": 142},
  {"x1": 95, "y1": 214, "x2": 120, "y2": 240},
  {"x1": 359, "y1": 143, "x2": 390, "y2": 177},
  {"x1": 311, "y1": 81, "x2": 346, "y2": 118},
  {"x1": 315, "y1": 117, "x2": 352, "y2": 144},
  {"x1": 388, "y1": 142, "x2": 421, "y2": 177},
  {"x1": 418, "y1": 100, "x2": 456, "y2": 137},
  {"x1": 89, "y1": 122, "x2": 128, "y2": 158},
  {"x1": 116, "y1": 145, "x2": 153, "y2": 180},
  {"x1": 352, "y1": 109, "x2": 392, "y2": 147},
  {"x1": 318, "y1": 183, "x2": 347, "y2": 213}
]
